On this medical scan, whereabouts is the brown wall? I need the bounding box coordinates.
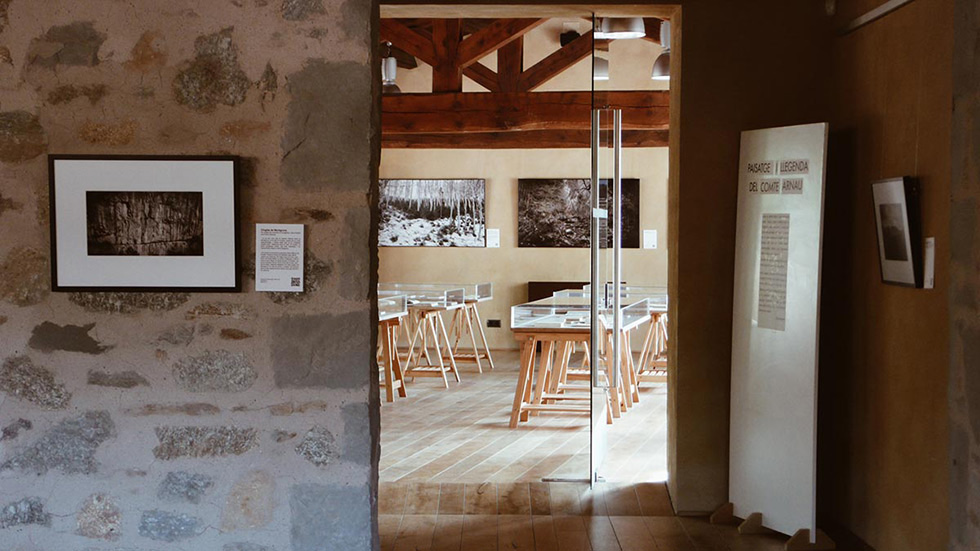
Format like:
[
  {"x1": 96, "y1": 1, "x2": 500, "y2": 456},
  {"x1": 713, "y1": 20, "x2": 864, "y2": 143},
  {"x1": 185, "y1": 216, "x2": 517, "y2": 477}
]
[{"x1": 819, "y1": 1, "x2": 952, "y2": 550}]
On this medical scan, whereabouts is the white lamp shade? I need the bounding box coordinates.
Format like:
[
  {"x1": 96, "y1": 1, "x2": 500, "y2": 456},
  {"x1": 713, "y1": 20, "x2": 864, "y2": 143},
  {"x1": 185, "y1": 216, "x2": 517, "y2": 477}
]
[
  {"x1": 594, "y1": 57, "x2": 610, "y2": 81},
  {"x1": 598, "y1": 17, "x2": 646, "y2": 40},
  {"x1": 651, "y1": 52, "x2": 670, "y2": 81}
]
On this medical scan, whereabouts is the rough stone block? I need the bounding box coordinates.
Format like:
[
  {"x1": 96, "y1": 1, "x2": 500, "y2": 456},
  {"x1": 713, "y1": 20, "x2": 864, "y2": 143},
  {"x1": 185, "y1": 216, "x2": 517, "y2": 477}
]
[
  {"x1": 281, "y1": 60, "x2": 373, "y2": 191},
  {"x1": 0, "y1": 112, "x2": 46, "y2": 164},
  {"x1": 0, "y1": 193, "x2": 21, "y2": 217},
  {"x1": 125, "y1": 403, "x2": 220, "y2": 416},
  {"x1": 153, "y1": 426, "x2": 258, "y2": 460},
  {"x1": 158, "y1": 472, "x2": 215, "y2": 504},
  {"x1": 294, "y1": 426, "x2": 336, "y2": 467},
  {"x1": 0, "y1": 355, "x2": 71, "y2": 409},
  {"x1": 0, "y1": 418, "x2": 32, "y2": 441},
  {"x1": 280, "y1": 207, "x2": 333, "y2": 224},
  {"x1": 69, "y1": 292, "x2": 190, "y2": 314},
  {"x1": 156, "y1": 324, "x2": 196, "y2": 346},
  {"x1": 0, "y1": 497, "x2": 50, "y2": 529},
  {"x1": 79, "y1": 120, "x2": 138, "y2": 146},
  {"x1": 173, "y1": 28, "x2": 250, "y2": 112},
  {"x1": 138, "y1": 510, "x2": 201, "y2": 542},
  {"x1": 290, "y1": 484, "x2": 370, "y2": 551},
  {"x1": 269, "y1": 400, "x2": 329, "y2": 416},
  {"x1": 271, "y1": 311, "x2": 370, "y2": 388},
  {"x1": 282, "y1": 0, "x2": 325, "y2": 20},
  {"x1": 342, "y1": 402, "x2": 371, "y2": 465},
  {"x1": 185, "y1": 302, "x2": 253, "y2": 320},
  {"x1": 76, "y1": 493, "x2": 121, "y2": 540},
  {"x1": 28, "y1": 322, "x2": 112, "y2": 354},
  {"x1": 47, "y1": 84, "x2": 108, "y2": 105},
  {"x1": 28, "y1": 22, "x2": 106, "y2": 68},
  {"x1": 125, "y1": 31, "x2": 166, "y2": 72},
  {"x1": 222, "y1": 470, "x2": 276, "y2": 530},
  {"x1": 2, "y1": 411, "x2": 114, "y2": 475},
  {"x1": 219, "y1": 328, "x2": 252, "y2": 340},
  {"x1": 340, "y1": 208, "x2": 372, "y2": 300},
  {"x1": 225, "y1": 543, "x2": 272, "y2": 551},
  {"x1": 87, "y1": 370, "x2": 149, "y2": 388},
  {"x1": 264, "y1": 254, "x2": 332, "y2": 304},
  {"x1": 0, "y1": 247, "x2": 48, "y2": 306},
  {"x1": 173, "y1": 350, "x2": 257, "y2": 392}
]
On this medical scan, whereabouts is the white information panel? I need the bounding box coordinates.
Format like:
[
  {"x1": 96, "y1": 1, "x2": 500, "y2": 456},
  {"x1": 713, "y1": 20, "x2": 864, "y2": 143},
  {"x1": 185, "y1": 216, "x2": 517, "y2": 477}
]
[
  {"x1": 730, "y1": 123, "x2": 828, "y2": 539},
  {"x1": 255, "y1": 224, "x2": 304, "y2": 292}
]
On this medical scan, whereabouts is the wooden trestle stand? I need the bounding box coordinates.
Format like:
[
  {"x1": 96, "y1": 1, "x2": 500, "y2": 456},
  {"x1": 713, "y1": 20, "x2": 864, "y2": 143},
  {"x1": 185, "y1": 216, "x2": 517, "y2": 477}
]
[{"x1": 446, "y1": 300, "x2": 495, "y2": 373}]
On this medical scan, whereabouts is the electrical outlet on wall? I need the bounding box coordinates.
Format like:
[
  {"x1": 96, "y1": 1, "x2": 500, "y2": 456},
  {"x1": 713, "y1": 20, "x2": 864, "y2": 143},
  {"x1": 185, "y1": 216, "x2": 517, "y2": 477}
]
[{"x1": 487, "y1": 319, "x2": 501, "y2": 328}]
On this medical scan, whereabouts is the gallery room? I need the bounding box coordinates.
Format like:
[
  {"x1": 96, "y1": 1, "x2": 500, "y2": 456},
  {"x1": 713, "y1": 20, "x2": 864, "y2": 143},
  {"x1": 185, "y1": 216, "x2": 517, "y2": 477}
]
[
  {"x1": 0, "y1": 1, "x2": 968, "y2": 551},
  {"x1": 375, "y1": 14, "x2": 672, "y2": 491}
]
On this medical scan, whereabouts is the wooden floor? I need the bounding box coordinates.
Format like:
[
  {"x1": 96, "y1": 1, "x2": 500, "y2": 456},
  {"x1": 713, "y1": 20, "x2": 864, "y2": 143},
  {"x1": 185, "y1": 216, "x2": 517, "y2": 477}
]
[
  {"x1": 381, "y1": 350, "x2": 667, "y2": 484},
  {"x1": 378, "y1": 480, "x2": 789, "y2": 551}
]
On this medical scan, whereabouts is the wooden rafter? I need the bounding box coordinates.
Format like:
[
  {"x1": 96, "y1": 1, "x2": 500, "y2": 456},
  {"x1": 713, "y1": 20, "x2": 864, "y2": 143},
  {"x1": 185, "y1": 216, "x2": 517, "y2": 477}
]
[
  {"x1": 518, "y1": 30, "x2": 596, "y2": 92},
  {"x1": 457, "y1": 18, "x2": 545, "y2": 67},
  {"x1": 497, "y1": 37, "x2": 524, "y2": 92},
  {"x1": 380, "y1": 19, "x2": 435, "y2": 65},
  {"x1": 382, "y1": 91, "x2": 669, "y2": 134},
  {"x1": 431, "y1": 19, "x2": 463, "y2": 92},
  {"x1": 383, "y1": 129, "x2": 669, "y2": 149},
  {"x1": 463, "y1": 62, "x2": 500, "y2": 92}
]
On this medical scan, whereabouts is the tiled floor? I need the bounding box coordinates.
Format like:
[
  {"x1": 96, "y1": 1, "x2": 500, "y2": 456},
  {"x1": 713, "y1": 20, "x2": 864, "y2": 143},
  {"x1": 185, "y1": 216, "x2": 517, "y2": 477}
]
[
  {"x1": 381, "y1": 349, "x2": 667, "y2": 484},
  {"x1": 378, "y1": 482, "x2": 790, "y2": 551}
]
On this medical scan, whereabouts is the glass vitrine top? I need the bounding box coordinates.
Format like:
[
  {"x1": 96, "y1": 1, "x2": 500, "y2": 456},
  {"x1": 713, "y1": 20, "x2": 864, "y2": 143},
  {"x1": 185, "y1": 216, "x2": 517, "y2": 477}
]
[
  {"x1": 378, "y1": 282, "x2": 491, "y2": 302},
  {"x1": 378, "y1": 283, "x2": 465, "y2": 309},
  {"x1": 378, "y1": 294, "x2": 408, "y2": 321},
  {"x1": 511, "y1": 295, "x2": 652, "y2": 331}
]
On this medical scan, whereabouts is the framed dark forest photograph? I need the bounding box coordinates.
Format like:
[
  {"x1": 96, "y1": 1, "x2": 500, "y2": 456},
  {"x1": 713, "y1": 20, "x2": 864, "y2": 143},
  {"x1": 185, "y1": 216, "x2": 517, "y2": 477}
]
[
  {"x1": 379, "y1": 179, "x2": 486, "y2": 247},
  {"x1": 517, "y1": 178, "x2": 641, "y2": 248},
  {"x1": 49, "y1": 155, "x2": 240, "y2": 292},
  {"x1": 872, "y1": 176, "x2": 922, "y2": 288}
]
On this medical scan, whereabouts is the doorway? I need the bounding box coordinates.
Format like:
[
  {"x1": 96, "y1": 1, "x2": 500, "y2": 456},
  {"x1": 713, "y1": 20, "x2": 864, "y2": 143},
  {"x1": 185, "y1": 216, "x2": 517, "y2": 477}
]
[{"x1": 375, "y1": 6, "x2": 677, "y2": 544}]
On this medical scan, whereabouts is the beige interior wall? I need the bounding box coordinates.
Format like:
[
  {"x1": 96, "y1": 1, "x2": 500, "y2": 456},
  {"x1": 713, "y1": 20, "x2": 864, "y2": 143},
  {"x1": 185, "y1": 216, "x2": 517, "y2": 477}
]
[
  {"x1": 379, "y1": 147, "x2": 668, "y2": 349},
  {"x1": 819, "y1": 0, "x2": 952, "y2": 549}
]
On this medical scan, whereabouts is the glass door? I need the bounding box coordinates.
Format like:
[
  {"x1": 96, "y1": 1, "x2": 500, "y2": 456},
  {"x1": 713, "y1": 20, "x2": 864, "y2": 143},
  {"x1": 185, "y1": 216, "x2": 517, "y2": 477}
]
[{"x1": 589, "y1": 26, "x2": 624, "y2": 483}]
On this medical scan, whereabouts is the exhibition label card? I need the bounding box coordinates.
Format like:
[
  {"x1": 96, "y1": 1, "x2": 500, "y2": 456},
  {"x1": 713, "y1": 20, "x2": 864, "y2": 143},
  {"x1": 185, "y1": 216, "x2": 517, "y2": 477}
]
[{"x1": 255, "y1": 224, "x2": 304, "y2": 292}]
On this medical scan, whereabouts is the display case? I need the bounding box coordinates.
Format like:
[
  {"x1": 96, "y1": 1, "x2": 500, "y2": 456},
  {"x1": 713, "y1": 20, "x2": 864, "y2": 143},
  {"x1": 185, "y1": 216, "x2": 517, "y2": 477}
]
[
  {"x1": 380, "y1": 282, "x2": 491, "y2": 302},
  {"x1": 378, "y1": 294, "x2": 408, "y2": 321},
  {"x1": 611, "y1": 286, "x2": 668, "y2": 313},
  {"x1": 378, "y1": 283, "x2": 466, "y2": 309},
  {"x1": 511, "y1": 295, "x2": 593, "y2": 330}
]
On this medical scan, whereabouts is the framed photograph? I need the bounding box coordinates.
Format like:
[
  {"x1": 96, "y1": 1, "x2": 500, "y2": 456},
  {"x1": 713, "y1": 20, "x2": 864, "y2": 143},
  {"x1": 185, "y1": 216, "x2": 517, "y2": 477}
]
[
  {"x1": 518, "y1": 178, "x2": 640, "y2": 248},
  {"x1": 379, "y1": 179, "x2": 486, "y2": 247},
  {"x1": 49, "y1": 155, "x2": 241, "y2": 292},
  {"x1": 872, "y1": 176, "x2": 922, "y2": 287}
]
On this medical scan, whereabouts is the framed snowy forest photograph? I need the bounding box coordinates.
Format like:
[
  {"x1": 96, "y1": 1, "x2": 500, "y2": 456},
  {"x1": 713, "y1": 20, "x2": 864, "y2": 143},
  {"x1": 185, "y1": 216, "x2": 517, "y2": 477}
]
[{"x1": 379, "y1": 179, "x2": 486, "y2": 247}]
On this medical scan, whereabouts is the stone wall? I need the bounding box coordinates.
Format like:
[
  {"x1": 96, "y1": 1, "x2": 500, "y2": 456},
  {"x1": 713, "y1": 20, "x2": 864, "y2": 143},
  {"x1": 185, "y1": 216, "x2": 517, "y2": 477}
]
[
  {"x1": 951, "y1": 0, "x2": 980, "y2": 548},
  {"x1": 0, "y1": 1, "x2": 379, "y2": 550}
]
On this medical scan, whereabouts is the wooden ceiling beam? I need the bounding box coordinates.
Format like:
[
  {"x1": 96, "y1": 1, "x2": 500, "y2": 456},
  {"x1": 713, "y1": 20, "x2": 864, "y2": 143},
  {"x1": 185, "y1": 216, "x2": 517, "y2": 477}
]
[
  {"x1": 518, "y1": 31, "x2": 595, "y2": 91},
  {"x1": 497, "y1": 37, "x2": 524, "y2": 92},
  {"x1": 382, "y1": 91, "x2": 669, "y2": 133},
  {"x1": 641, "y1": 18, "x2": 663, "y2": 45},
  {"x1": 383, "y1": 129, "x2": 669, "y2": 149},
  {"x1": 431, "y1": 19, "x2": 463, "y2": 92},
  {"x1": 457, "y1": 18, "x2": 545, "y2": 68},
  {"x1": 380, "y1": 19, "x2": 436, "y2": 66},
  {"x1": 462, "y1": 62, "x2": 500, "y2": 92}
]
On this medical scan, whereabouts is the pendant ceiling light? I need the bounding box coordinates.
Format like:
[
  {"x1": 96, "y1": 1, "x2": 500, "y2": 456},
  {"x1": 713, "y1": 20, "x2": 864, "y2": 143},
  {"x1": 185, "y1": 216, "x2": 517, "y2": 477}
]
[
  {"x1": 651, "y1": 21, "x2": 671, "y2": 81},
  {"x1": 593, "y1": 56, "x2": 609, "y2": 81},
  {"x1": 381, "y1": 42, "x2": 401, "y2": 94},
  {"x1": 597, "y1": 17, "x2": 646, "y2": 40}
]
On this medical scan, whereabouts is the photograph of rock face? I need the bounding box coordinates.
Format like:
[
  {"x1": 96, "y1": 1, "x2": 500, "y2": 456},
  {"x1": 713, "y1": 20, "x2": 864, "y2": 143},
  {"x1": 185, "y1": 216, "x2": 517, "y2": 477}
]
[
  {"x1": 86, "y1": 191, "x2": 205, "y2": 256},
  {"x1": 878, "y1": 203, "x2": 909, "y2": 261},
  {"x1": 379, "y1": 179, "x2": 486, "y2": 247},
  {"x1": 518, "y1": 178, "x2": 640, "y2": 248}
]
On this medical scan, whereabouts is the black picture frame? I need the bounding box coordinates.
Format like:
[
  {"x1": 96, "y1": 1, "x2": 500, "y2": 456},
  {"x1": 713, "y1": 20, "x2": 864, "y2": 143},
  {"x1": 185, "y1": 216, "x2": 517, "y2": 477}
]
[
  {"x1": 871, "y1": 176, "x2": 922, "y2": 288},
  {"x1": 48, "y1": 154, "x2": 241, "y2": 293}
]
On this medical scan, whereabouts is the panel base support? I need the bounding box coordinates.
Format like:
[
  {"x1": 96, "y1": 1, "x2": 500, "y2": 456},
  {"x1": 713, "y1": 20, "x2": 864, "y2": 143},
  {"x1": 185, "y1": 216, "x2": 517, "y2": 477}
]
[
  {"x1": 738, "y1": 512, "x2": 773, "y2": 535},
  {"x1": 709, "y1": 502, "x2": 734, "y2": 525},
  {"x1": 785, "y1": 529, "x2": 836, "y2": 550}
]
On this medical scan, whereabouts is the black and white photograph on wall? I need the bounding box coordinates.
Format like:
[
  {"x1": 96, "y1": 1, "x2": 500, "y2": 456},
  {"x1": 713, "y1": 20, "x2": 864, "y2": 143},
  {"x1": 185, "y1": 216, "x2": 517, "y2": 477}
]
[
  {"x1": 86, "y1": 191, "x2": 205, "y2": 256},
  {"x1": 872, "y1": 176, "x2": 922, "y2": 287},
  {"x1": 517, "y1": 178, "x2": 640, "y2": 248},
  {"x1": 49, "y1": 155, "x2": 240, "y2": 292},
  {"x1": 379, "y1": 179, "x2": 486, "y2": 247}
]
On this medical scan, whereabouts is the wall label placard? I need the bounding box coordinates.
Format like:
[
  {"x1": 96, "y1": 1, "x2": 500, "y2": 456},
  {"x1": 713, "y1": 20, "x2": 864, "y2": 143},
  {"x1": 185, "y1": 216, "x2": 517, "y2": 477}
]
[
  {"x1": 758, "y1": 213, "x2": 790, "y2": 331},
  {"x1": 255, "y1": 223, "x2": 304, "y2": 292}
]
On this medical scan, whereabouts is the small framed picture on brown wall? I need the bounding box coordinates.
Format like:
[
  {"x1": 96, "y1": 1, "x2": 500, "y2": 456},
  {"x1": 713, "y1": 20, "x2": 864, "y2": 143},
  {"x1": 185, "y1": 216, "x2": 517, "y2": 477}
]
[
  {"x1": 872, "y1": 176, "x2": 922, "y2": 288},
  {"x1": 48, "y1": 155, "x2": 241, "y2": 292}
]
